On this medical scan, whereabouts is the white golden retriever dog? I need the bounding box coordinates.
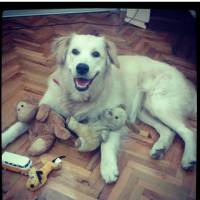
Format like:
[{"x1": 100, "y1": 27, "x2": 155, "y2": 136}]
[{"x1": 2, "y1": 33, "x2": 197, "y2": 183}]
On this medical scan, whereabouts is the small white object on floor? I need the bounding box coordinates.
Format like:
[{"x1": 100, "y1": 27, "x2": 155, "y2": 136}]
[{"x1": 124, "y1": 9, "x2": 151, "y2": 29}]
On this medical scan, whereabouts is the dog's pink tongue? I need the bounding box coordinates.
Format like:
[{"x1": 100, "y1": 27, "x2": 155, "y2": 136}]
[{"x1": 75, "y1": 78, "x2": 90, "y2": 88}]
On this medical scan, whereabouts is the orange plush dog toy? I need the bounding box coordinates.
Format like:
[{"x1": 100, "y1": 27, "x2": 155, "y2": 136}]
[{"x1": 16, "y1": 101, "x2": 71, "y2": 156}]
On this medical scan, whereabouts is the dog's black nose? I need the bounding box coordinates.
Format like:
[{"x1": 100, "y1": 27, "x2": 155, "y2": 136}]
[
  {"x1": 30, "y1": 184, "x2": 34, "y2": 188},
  {"x1": 76, "y1": 63, "x2": 89, "y2": 75}
]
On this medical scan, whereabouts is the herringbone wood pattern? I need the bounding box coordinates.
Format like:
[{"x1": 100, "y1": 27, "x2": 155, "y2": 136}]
[{"x1": 2, "y1": 12, "x2": 196, "y2": 200}]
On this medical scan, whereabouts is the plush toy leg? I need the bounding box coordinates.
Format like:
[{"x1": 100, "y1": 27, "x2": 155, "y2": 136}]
[
  {"x1": 28, "y1": 135, "x2": 55, "y2": 156},
  {"x1": 54, "y1": 126, "x2": 71, "y2": 140},
  {"x1": 50, "y1": 112, "x2": 71, "y2": 140},
  {"x1": 75, "y1": 137, "x2": 90, "y2": 151},
  {"x1": 75, "y1": 136, "x2": 100, "y2": 152}
]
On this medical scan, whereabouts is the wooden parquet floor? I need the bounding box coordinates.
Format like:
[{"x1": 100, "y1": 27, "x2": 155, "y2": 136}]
[{"x1": 2, "y1": 12, "x2": 196, "y2": 200}]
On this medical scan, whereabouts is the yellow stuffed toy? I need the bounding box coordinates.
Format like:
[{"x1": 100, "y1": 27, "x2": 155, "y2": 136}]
[
  {"x1": 26, "y1": 156, "x2": 65, "y2": 191},
  {"x1": 66, "y1": 105, "x2": 127, "y2": 152}
]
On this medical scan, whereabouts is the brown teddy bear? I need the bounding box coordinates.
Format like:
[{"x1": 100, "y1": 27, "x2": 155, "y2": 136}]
[
  {"x1": 16, "y1": 100, "x2": 71, "y2": 156},
  {"x1": 66, "y1": 105, "x2": 127, "y2": 152}
]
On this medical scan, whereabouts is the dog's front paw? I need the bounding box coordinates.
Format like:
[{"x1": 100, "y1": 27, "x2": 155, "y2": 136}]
[{"x1": 100, "y1": 161, "x2": 119, "y2": 184}]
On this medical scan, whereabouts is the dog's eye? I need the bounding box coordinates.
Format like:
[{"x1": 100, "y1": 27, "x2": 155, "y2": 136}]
[
  {"x1": 115, "y1": 116, "x2": 118, "y2": 119},
  {"x1": 72, "y1": 49, "x2": 80, "y2": 55},
  {"x1": 92, "y1": 51, "x2": 100, "y2": 58}
]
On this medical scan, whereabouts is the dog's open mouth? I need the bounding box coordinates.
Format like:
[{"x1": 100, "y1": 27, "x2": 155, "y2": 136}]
[
  {"x1": 74, "y1": 78, "x2": 91, "y2": 91},
  {"x1": 74, "y1": 72, "x2": 99, "y2": 92}
]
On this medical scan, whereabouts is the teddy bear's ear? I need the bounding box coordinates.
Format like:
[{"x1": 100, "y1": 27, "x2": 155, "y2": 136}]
[
  {"x1": 101, "y1": 108, "x2": 112, "y2": 119},
  {"x1": 16, "y1": 99, "x2": 37, "y2": 110},
  {"x1": 29, "y1": 97, "x2": 38, "y2": 106},
  {"x1": 118, "y1": 104, "x2": 126, "y2": 110}
]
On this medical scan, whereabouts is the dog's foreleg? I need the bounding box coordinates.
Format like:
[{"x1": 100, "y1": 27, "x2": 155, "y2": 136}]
[
  {"x1": 38, "y1": 84, "x2": 69, "y2": 117},
  {"x1": 2, "y1": 122, "x2": 29, "y2": 149},
  {"x1": 100, "y1": 130, "x2": 121, "y2": 183}
]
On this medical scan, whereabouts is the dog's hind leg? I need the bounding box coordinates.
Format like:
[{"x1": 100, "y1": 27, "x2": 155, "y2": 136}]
[
  {"x1": 144, "y1": 100, "x2": 196, "y2": 170},
  {"x1": 2, "y1": 122, "x2": 30, "y2": 149},
  {"x1": 138, "y1": 109, "x2": 175, "y2": 159},
  {"x1": 127, "y1": 90, "x2": 144, "y2": 124}
]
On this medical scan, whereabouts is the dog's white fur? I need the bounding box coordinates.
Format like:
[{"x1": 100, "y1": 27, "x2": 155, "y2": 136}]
[{"x1": 2, "y1": 34, "x2": 196, "y2": 183}]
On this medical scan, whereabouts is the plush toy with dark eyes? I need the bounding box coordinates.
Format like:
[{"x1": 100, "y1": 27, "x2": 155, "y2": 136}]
[
  {"x1": 16, "y1": 101, "x2": 71, "y2": 156},
  {"x1": 66, "y1": 105, "x2": 127, "y2": 152}
]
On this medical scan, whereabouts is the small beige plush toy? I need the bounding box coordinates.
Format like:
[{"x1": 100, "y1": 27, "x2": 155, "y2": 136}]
[
  {"x1": 16, "y1": 101, "x2": 71, "y2": 156},
  {"x1": 66, "y1": 105, "x2": 127, "y2": 152}
]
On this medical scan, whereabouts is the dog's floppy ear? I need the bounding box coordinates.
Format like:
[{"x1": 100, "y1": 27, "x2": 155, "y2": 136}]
[
  {"x1": 105, "y1": 40, "x2": 120, "y2": 68},
  {"x1": 36, "y1": 170, "x2": 43, "y2": 183},
  {"x1": 118, "y1": 104, "x2": 126, "y2": 110},
  {"x1": 52, "y1": 35, "x2": 72, "y2": 66}
]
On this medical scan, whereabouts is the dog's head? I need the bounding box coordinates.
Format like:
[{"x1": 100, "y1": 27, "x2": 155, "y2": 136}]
[{"x1": 53, "y1": 33, "x2": 119, "y2": 92}]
